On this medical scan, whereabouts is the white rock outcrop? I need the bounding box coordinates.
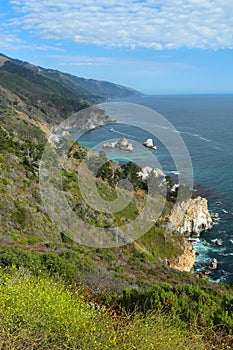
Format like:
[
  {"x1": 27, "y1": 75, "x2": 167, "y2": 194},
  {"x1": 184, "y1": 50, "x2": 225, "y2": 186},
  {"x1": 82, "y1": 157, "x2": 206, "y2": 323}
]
[
  {"x1": 137, "y1": 166, "x2": 164, "y2": 180},
  {"x1": 103, "y1": 137, "x2": 134, "y2": 152},
  {"x1": 143, "y1": 138, "x2": 157, "y2": 150},
  {"x1": 167, "y1": 196, "x2": 213, "y2": 237}
]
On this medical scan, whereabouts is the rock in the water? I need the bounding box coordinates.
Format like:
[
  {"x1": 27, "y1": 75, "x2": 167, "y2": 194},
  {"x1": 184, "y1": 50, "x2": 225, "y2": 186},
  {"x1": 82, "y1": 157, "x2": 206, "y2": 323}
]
[
  {"x1": 117, "y1": 137, "x2": 134, "y2": 152},
  {"x1": 103, "y1": 141, "x2": 117, "y2": 149},
  {"x1": 208, "y1": 258, "x2": 218, "y2": 270},
  {"x1": 143, "y1": 138, "x2": 157, "y2": 150},
  {"x1": 215, "y1": 239, "x2": 223, "y2": 246}
]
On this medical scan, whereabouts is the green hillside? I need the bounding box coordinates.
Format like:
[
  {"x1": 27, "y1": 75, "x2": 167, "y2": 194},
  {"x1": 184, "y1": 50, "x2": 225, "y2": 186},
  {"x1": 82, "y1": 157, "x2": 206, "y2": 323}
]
[
  {"x1": 0, "y1": 53, "x2": 232, "y2": 349},
  {"x1": 1, "y1": 53, "x2": 142, "y2": 100}
]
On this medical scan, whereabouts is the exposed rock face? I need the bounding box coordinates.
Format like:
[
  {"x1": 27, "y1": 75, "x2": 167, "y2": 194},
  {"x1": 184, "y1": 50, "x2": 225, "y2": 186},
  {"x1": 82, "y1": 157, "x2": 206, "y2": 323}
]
[
  {"x1": 103, "y1": 137, "x2": 134, "y2": 152},
  {"x1": 166, "y1": 196, "x2": 213, "y2": 273},
  {"x1": 169, "y1": 241, "x2": 195, "y2": 272},
  {"x1": 137, "y1": 166, "x2": 164, "y2": 180},
  {"x1": 167, "y1": 196, "x2": 213, "y2": 237}
]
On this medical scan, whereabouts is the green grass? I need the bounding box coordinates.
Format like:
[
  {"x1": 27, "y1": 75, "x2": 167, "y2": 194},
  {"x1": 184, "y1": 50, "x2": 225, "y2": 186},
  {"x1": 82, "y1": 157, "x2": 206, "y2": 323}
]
[{"x1": 136, "y1": 224, "x2": 183, "y2": 261}]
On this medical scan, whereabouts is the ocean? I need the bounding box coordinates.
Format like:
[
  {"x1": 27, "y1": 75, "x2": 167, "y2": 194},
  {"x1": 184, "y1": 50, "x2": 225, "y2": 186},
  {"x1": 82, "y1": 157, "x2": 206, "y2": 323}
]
[{"x1": 76, "y1": 95, "x2": 233, "y2": 284}]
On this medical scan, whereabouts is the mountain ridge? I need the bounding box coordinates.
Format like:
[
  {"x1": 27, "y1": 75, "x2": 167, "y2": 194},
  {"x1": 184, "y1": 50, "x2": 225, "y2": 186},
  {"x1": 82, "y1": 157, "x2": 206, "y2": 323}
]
[
  {"x1": 0, "y1": 52, "x2": 142, "y2": 101},
  {"x1": 0, "y1": 52, "x2": 142, "y2": 135}
]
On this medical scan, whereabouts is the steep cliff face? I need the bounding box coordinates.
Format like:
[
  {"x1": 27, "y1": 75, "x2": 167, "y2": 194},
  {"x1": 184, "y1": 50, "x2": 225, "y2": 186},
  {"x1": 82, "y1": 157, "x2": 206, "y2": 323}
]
[
  {"x1": 166, "y1": 196, "x2": 213, "y2": 272},
  {"x1": 167, "y1": 196, "x2": 213, "y2": 237},
  {"x1": 169, "y1": 241, "x2": 195, "y2": 272}
]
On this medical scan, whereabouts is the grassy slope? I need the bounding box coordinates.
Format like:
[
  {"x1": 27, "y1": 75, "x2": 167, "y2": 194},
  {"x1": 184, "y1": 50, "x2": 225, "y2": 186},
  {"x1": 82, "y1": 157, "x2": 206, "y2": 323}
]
[
  {"x1": 7, "y1": 53, "x2": 142, "y2": 100},
  {"x1": 0, "y1": 121, "x2": 233, "y2": 348},
  {"x1": 0, "y1": 65, "x2": 232, "y2": 348}
]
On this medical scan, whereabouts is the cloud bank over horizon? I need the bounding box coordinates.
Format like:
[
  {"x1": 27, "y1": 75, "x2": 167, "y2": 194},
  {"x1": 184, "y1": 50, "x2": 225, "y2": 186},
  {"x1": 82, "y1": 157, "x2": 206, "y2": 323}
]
[{"x1": 6, "y1": 0, "x2": 233, "y2": 51}]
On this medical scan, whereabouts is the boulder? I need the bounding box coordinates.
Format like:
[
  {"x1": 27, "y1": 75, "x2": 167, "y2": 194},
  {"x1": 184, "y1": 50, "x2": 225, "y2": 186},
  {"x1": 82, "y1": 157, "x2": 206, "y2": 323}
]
[
  {"x1": 215, "y1": 239, "x2": 223, "y2": 246},
  {"x1": 208, "y1": 258, "x2": 218, "y2": 270},
  {"x1": 117, "y1": 138, "x2": 134, "y2": 152},
  {"x1": 103, "y1": 141, "x2": 117, "y2": 149}
]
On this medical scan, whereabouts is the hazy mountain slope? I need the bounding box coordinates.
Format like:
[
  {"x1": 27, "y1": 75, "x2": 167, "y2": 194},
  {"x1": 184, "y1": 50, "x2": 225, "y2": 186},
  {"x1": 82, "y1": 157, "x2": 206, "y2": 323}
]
[
  {"x1": 0, "y1": 52, "x2": 141, "y2": 133},
  {"x1": 42, "y1": 70, "x2": 142, "y2": 99},
  {"x1": 0, "y1": 53, "x2": 142, "y2": 100},
  {"x1": 0, "y1": 59, "x2": 90, "y2": 125}
]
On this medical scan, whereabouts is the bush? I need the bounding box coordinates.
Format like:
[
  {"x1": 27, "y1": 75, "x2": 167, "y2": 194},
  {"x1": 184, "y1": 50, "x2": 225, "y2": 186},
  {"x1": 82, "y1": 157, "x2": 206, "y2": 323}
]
[
  {"x1": 0, "y1": 247, "x2": 77, "y2": 283},
  {"x1": 115, "y1": 283, "x2": 233, "y2": 334}
]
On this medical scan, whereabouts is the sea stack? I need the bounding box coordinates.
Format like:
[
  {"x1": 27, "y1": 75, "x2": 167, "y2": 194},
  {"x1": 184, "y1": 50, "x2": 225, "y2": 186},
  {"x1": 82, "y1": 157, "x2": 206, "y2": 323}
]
[{"x1": 143, "y1": 138, "x2": 157, "y2": 150}]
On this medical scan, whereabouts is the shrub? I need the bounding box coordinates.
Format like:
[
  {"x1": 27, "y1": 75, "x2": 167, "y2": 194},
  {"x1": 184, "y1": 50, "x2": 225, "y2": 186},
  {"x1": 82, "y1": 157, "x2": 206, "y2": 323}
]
[{"x1": 0, "y1": 247, "x2": 77, "y2": 283}]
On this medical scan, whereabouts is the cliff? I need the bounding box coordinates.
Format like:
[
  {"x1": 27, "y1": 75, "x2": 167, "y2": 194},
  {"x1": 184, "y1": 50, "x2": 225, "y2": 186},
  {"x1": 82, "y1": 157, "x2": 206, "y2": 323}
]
[
  {"x1": 169, "y1": 241, "x2": 195, "y2": 272},
  {"x1": 166, "y1": 196, "x2": 213, "y2": 272},
  {"x1": 167, "y1": 196, "x2": 213, "y2": 238}
]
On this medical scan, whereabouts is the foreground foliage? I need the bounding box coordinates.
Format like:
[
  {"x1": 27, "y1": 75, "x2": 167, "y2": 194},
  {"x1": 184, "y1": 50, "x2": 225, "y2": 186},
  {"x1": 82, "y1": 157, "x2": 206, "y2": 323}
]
[{"x1": 0, "y1": 270, "x2": 212, "y2": 350}]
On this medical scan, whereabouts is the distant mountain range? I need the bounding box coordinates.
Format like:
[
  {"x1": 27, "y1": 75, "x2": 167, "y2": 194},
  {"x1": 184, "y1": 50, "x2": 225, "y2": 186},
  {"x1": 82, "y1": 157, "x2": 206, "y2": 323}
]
[
  {"x1": 0, "y1": 53, "x2": 141, "y2": 100},
  {"x1": 0, "y1": 53, "x2": 141, "y2": 129}
]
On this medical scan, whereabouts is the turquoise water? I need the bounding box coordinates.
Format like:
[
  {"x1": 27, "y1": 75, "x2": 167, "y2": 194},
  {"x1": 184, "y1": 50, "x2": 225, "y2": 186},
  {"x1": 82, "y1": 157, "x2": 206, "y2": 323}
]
[{"x1": 76, "y1": 95, "x2": 233, "y2": 283}]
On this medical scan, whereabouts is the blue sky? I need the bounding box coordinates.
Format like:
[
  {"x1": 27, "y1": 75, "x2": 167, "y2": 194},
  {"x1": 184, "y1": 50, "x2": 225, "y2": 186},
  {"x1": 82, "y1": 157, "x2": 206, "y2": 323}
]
[{"x1": 0, "y1": 0, "x2": 233, "y2": 94}]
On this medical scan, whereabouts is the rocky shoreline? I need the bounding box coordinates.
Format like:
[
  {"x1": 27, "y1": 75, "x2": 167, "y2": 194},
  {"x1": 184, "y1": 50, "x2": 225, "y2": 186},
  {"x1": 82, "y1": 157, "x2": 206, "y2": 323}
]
[
  {"x1": 167, "y1": 196, "x2": 216, "y2": 276},
  {"x1": 134, "y1": 158, "x2": 215, "y2": 276},
  {"x1": 97, "y1": 135, "x2": 217, "y2": 276}
]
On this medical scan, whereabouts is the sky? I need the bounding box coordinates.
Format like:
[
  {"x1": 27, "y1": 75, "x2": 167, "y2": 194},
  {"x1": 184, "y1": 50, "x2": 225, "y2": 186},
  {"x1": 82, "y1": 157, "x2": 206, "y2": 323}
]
[{"x1": 0, "y1": 0, "x2": 233, "y2": 94}]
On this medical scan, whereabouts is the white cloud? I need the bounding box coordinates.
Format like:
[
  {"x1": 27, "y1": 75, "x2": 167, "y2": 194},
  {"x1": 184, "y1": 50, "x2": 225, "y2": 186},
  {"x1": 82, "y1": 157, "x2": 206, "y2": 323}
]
[
  {"x1": 8, "y1": 0, "x2": 233, "y2": 50},
  {"x1": 0, "y1": 31, "x2": 25, "y2": 50},
  {"x1": 48, "y1": 54, "x2": 197, "y2": 75}
]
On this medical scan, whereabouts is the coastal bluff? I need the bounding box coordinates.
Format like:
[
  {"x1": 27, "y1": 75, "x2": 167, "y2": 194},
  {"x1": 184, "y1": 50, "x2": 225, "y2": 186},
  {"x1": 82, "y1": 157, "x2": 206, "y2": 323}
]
[
  {"x1": 169, "y1": 241, "x2": 195, "y2": 273},
  {"x1": 166, "y1": 196, "x2": 213, "y2": 272},
  {"x1": 167, "y1": 196, "x2": 213, "y2": 237},
  {"x1": 57, "y1": 106, "x2": 116, "y2": 132}
]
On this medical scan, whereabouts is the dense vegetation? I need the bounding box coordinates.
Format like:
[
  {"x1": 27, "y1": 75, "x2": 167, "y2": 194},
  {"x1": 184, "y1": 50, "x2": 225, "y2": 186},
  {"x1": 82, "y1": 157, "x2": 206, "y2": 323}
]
[
  {"x1": 0, "y1": 127, "x2": 232, "y2": 348},
  {"x1": 0, "y1": 269, "x2": 213, "y2": 350},
  {"x1": 0, "y1": 53, "x2": 232, "y2": 349}
]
